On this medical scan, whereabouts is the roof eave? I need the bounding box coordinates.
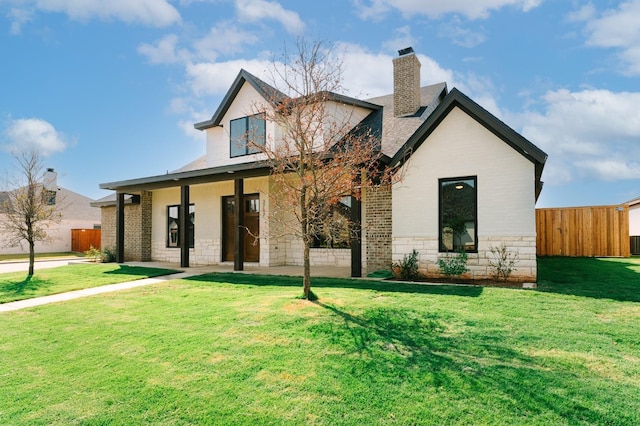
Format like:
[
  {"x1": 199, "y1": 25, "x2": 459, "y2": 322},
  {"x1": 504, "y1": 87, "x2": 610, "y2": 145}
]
[{"x1": 99, "y1": 161, "x2": 272, "y2": 192}]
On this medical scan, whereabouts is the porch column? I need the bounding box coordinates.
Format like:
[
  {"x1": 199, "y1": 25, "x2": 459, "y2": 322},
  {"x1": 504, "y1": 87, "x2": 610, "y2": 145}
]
[
  {"x1": 234, "y1": 178, "x2": 244, "y2": 271},
  {"x1": 116, "y1": 192, "x2": 125, "y2": 263},
  {"x1": 350, "y1": 194, "x2": 362, "y2": 277},
  {"x1": 180, "y1": 185, "x2": 190, "y2": 268}
]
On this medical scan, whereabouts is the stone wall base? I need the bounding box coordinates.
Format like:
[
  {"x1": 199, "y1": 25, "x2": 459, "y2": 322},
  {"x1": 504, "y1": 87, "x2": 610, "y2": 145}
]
[{"x1": 393, "y1": 235, "x2": 537, "y2": 282}]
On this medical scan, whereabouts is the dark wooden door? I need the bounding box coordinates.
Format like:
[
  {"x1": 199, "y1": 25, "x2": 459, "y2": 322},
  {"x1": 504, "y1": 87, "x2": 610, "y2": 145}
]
[{"x1": 222, "y1": 194, "x2": 260, "y2": 262}]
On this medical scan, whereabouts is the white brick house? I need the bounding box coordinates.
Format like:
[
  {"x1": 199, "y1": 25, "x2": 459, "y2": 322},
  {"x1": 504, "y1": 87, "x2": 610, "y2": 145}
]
[{"x1": 95, "y1": 48, "x2": 547, "y2": 281}]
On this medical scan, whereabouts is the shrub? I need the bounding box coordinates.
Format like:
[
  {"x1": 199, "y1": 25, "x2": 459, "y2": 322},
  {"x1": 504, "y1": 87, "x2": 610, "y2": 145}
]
[
  {"x1": 393, "y1": 249, "x2": 421, "y2": 281},
  {"x1": 101, "y1": 247, "x2": 116, "y2": 263},
  {"x1": 84, "y1": 246, "x2": 102, "y2": 262},
  {"x1": 488, "y1": 243, "x2": 519, "y2": 281},
  {"x1": 437, "y1": 249, "x2": 469, "y2": 280}
]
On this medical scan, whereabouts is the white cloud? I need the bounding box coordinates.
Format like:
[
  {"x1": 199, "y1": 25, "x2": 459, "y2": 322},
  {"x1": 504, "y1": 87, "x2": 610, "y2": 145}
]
[
  {"x1": 7, "y1": 7, "x2": 34, "y2": 35},
  {"x1": 2, "y1": 118, "x2": 71, "y2": 156},
  {"x1": 578, "y1": 0, "x2": 640, "y2": 75},
  {"x1": 193, "y1": 22, "x2": 259, "y2": 61},
  {"x1": 9, "y1": 0, "x2": 181, "y2": 28},
  {"x1": 515, "y1": 89, "x2": 640, "y2": 183},
  {"x1": 185, "y1": 59, "x2": 273, "y2": 96},
  {"x1": 138, "y1": 34, "x2": 189, "y2": 64},
  {"x1": 438, "y1": 17, "x2": 486, "y2": 48},
  {"x1": 382, "y1": 26, "x2": 417, "y2": 52},
  {"x1": 354, "y1": 0, "x2": 543, "y2": 20},
  {"x1": 138, "y1": 23, "x2": 259, "y2": 65},
  {"x1": 235, "y1": 0, "x2": 304, "y2": 34}
]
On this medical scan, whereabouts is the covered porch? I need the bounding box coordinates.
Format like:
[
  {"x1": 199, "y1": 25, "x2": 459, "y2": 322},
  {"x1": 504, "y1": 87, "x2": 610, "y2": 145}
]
[{"x1": 99, "y1": 161, "x2": 364, "y2": 278}]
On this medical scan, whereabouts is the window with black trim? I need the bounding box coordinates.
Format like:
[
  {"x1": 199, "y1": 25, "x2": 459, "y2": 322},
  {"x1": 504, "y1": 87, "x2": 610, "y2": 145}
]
[
  {"x1": 230, "y1": 114, "x2": 266, "y2": 157},
  {"x1": 312, "y1": 196, "x2": 352, "y2": 249},
  {"x1": 167, "y1": 204, "x2": 195, "y2": 248},
  {"x1": 439, "y1": 177, "x2": 477, "y2": 252}
]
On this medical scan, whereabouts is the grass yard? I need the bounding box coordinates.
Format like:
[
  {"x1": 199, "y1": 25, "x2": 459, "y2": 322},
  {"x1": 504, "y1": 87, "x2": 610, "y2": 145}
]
[
  {"x1": 0, "y1": 252, "x2": 84, "y2": 262},
  {"x1": 0, "y1": 257, "x2": 639, "y2": 425},
  {"x1": 0, "y1": 264, "x2": 180, "y2": 303}
]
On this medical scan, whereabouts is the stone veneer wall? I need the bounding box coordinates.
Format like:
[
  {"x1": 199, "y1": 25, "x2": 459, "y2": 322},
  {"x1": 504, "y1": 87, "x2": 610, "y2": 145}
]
[
  {"x1": 392, "y1": 236, "x2": 537, "y2": 282},
  {"x1": 364, "y1": 185, "x2": 393, "y2": 273}
]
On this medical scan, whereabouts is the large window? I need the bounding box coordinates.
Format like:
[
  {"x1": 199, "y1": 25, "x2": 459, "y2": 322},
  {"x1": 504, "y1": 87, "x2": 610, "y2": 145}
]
[
  {"x1": 230, "y1": 114, "x2": 266, "y2": 157},
  {"x1": 312, "y1": 197, "x2": 352, "y2": 249},
  {"x1": 167, "y1": 204, "x2": 195, "y2": 248},
  {"x1": 439, "y1": 177, "x2": 477, "y2": 252}
]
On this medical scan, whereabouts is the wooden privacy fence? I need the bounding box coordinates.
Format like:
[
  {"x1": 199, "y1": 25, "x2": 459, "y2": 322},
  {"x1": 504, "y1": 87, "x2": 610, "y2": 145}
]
[
  {"x1": 71, "y1": 229, "x2": 101, "y2": 253},
  {"x1": 536, "y1": 205, "x2": 629, "y2": 257}
]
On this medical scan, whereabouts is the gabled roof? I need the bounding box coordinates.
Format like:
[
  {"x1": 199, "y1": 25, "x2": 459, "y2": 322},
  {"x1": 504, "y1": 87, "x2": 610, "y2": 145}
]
[
  {"x1": 366, "y1": 82, "x2": 448, "y2": 157},
  {"x1": 194, "y1": 70, "x2": 288, "y2": 130},
  {"x1": 193, "y1": 69, "x2": 382, "y2": 131},
  {"x1": 388, "y1": 87, "x2": 548, "y2": 199}
]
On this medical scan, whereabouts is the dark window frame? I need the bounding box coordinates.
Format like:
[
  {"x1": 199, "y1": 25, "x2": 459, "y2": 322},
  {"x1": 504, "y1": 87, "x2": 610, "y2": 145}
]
[
  {"x1": 229, "y1": 113, "x2": 266, "y2": 158},
  {"x1": 438, "y1": 176, "x2": 478, "y2": 253},
  {"x1": 167, "y1": 204, "x2": 195, "y2": 248}
]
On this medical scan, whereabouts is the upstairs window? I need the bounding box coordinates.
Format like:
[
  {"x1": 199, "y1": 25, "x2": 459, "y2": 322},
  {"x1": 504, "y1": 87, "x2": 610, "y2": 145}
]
[
  {"x1": 230, "y1": 114, "x2": 266, "y2": 157},
  {"x1": 167, "y1": 204, "x2": 195, "y2": 248},
  {"x1": 439, "y1": 177, "x2": 477, "y2": 252}
]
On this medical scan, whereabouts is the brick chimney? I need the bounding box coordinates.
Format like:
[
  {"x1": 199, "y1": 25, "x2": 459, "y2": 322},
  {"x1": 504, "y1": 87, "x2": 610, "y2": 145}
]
[
  {"x1": 44, "y1": 168, "x2": 57, "y2": 191},
  {"x1": 393, "y1": 47, "x2": 421, "y2": 117}
]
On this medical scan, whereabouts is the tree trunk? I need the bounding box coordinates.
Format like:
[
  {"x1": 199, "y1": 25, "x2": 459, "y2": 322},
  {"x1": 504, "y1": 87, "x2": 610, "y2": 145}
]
[
  {"x1": 28, "y1": 240, "x2": 35, "y2": 276},
  {"x1": 303, "y1": 242, "x2": 311, "y2": 299},
  {"x1": 300, "y1": 183, "x2": 312, "y2": 299}
]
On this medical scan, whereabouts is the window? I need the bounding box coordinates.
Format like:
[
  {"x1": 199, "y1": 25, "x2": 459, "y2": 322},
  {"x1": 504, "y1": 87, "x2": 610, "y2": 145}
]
[
  {"x1": 312, "y1": 196, "x2": 352, "y2": 249},
  {"x1": 439, "y1": 177, "x2": 477, "y2": 252},
  {"x1": 230, "y1": 114, "x2": 266, "y2": 157},
  {"x1": 167, "y1": 204, "x2": 195, "y2": 248}
]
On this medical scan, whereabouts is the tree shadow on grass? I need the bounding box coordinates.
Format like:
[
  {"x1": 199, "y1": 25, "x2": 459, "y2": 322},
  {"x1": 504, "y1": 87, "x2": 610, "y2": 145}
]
[
  {"x1": 311, "y1": 302, "x2": 633, "y2": 424},
  {"x1": 184, "y1": 272, "x2": 483, "y2": 297},
  {"x1": 102, "y1": 265, "x2": 180, "y2": 277},
  {"x1": 537, "y1": 257, "x2": 640, "y2": 302},
  {"x1": 0, "y1": 275, "x2": 53, "y2": 298}
]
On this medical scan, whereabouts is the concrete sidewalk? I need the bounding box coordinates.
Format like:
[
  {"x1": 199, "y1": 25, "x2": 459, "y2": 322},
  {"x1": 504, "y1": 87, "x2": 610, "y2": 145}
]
[{"x1": 0, "y1": 262, "x2": 351, "y2": 313}]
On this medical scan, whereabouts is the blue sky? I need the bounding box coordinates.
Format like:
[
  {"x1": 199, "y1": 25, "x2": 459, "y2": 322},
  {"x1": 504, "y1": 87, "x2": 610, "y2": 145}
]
[{"x1": 0, "y1": 0, "x2": 639, "y2": 207}]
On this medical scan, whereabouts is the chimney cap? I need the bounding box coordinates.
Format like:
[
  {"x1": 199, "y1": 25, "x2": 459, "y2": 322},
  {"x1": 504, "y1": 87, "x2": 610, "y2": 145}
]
[
  {"x1": 398, "y1": 47, "x2": 414, "y2": 56},
  {"x1": 46, "y1": 168, "x2": 55, "y2": 172}
]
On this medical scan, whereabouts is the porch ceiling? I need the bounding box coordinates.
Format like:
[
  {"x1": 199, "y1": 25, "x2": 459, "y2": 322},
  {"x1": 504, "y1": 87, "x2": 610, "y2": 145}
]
[{"x1": 99, "y1": 161, "x2": 271, "y2": 192}]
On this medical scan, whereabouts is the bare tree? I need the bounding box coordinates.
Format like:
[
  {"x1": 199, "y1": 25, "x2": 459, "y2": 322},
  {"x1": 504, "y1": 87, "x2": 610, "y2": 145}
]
[
  {"x1": 249, "y1": 40, "x2": 393, "y2": 299},
  {"x1": 0, "y1": 150, "x2": 62, "y2": 276}
]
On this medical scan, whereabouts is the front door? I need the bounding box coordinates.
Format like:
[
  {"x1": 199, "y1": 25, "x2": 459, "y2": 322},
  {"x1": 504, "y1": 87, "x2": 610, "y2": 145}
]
[{"x1": 222, "y1": 194, "x2": 260, "y2": 262}]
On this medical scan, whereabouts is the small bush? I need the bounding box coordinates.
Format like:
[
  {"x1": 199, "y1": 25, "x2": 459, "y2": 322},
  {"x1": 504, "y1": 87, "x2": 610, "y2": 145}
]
[
  {"x1": 393, "y1": 249, "x2": 421, "y2": 281},
  {"x1": 437, "y1": 250, "x2": 469, "y2": 280},
  {"x1": 84, "y1": 246, "x2": 102, "y2": 262},
  {"x1": 101, "y1": 247, "x2": 116, "y2": 263},
  {"x1": 488, "y1": 243, "x2": 519, "y2": 281}
]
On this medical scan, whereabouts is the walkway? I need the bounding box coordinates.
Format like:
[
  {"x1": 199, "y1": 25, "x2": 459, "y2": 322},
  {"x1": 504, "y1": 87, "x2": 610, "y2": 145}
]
[{"x1": 0, "y1": 261, "x2": 351, "y2": 313}]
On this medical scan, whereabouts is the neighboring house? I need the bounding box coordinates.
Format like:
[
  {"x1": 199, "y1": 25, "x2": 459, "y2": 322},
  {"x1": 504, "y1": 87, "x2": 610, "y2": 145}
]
[
  {"x1": 627, "y1": 196, "x2": 640, "y2": 237},
  {"x1": 1, "y1": 169, "x2": 101, "y2": 255},
  {"x1": 627, "y1": 196, "x2": 640, "y2": 255},
  {"x1": 96, "y1": 48, "x2": 547, "y2": 281}
]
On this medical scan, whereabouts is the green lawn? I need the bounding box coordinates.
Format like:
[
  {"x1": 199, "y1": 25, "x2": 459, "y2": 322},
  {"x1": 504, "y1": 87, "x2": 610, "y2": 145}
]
[
  {"x1": 0, "y1": 264, "x2": 180, "y2": 303},
  {"x1": 0, "y1": 252, "x2": 85, "y2": 262},
  {"x1": 0, "y1": 257, "x2": 638, "y2": 425}
]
